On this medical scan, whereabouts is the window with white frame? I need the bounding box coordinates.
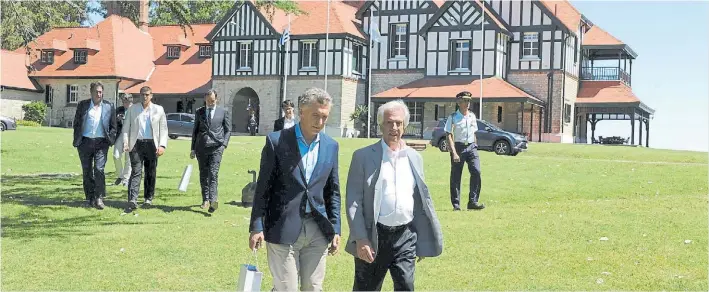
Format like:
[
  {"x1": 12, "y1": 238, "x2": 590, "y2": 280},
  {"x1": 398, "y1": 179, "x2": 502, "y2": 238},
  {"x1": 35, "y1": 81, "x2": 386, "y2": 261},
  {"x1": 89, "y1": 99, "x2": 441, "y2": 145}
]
[
  {"x1": 41, "y1": 50, "x2": 54, "y2": 64},
  {"x1": 69, "y1": 85, "x2": 79, "y2": 103},
  {"x1": 300, "y1": 41, "x2": 317, "y2": 69},
  {"x1": 352, "y1": 44, "x2": 363, "y2": 73},
  {"x1": 522, "y1": 32, "x2": 539, "y2": 58},
  {"x1": 450, "y1": 40, "x2": 470, "y2": 70},
  {"x1": 167, "y1": 46, "x2": 181, "y2": 59},
  {"x1": 390, "y1": 23, "x2": 408, "y2": 58},
  {"x1": 199, "y1": 45, "x2": 212, "y2": 58},
  {"x1": 238, "y1": 42, "x2": 252, "y2": 69},
  {"x1": 73, "y1": 50, "x2": 87, "y2": 64},
  {"x1": 45, "y1": 85, "x2": 54, "y2": 104},
  {"x1": 406, "y1": 101, "x2": 423, "y2": 123}
]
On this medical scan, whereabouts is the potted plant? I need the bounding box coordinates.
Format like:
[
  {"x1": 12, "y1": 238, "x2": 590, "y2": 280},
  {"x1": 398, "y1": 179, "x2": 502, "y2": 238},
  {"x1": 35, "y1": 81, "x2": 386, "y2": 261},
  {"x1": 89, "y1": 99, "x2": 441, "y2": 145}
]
[{"x1": 349, "y1": 105, "x2": 369, "y2": 138}]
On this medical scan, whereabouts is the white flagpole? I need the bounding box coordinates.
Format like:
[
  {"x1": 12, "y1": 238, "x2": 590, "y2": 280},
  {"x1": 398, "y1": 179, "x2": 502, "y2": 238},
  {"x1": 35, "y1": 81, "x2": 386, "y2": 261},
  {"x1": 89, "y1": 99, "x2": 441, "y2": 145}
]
[
  {"x1": 367, "y1": 9, "x2": 374, "y2": 139},
  {"x1": 282, "y1": 14, "x2": 291, "y2": 111},
  {"x1": 324, "y1": 0, "x2": 331, "y2": 91},
  {"x1": 479, "y1": 2, "x2": 484, "y2": 119}
]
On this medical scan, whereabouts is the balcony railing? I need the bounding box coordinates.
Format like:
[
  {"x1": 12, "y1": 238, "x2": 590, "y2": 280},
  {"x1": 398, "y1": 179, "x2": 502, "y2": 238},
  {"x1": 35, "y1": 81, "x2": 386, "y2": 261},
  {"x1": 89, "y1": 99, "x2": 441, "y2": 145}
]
[{"x1": 580, "y1": 67, "x2": 631, "y2": 85}]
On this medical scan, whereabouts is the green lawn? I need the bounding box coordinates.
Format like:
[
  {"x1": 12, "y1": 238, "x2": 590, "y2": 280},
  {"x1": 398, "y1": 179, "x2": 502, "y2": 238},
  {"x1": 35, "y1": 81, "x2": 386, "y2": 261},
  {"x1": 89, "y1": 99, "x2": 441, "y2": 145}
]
[{"x1": 1, "y1": 127, "x2": 707, "y2": 291}]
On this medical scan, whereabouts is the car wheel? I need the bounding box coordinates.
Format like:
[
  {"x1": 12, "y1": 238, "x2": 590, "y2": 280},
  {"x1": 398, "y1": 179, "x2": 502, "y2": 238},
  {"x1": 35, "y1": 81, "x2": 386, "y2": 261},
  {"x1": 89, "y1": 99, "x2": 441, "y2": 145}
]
[
  {"x1": 494, "y1": 140, "x2": 511, "y2": 155},
  {"x1": 0, "y1": 122, "x2": 5, "y2": 131},
  {"x1": 169, "y1": 134, "x2": 178, "y2": 139},
  {"x1": 438, "y1": 138, "x2": 449, "y2": 152}
]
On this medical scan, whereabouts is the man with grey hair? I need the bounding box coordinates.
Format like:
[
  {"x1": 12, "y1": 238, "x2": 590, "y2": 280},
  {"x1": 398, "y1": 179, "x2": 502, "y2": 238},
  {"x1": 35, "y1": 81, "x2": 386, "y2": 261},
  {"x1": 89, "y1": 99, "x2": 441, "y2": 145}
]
[
  {"x1": 345, "y1": 99, "x2": 443, "y2": 291},
  {"x1": 113, "y1": 93, "x2": 132, "y2": 186},
  {"x1": 249, "y1": 87, "x2": 342, "y2": 291}
]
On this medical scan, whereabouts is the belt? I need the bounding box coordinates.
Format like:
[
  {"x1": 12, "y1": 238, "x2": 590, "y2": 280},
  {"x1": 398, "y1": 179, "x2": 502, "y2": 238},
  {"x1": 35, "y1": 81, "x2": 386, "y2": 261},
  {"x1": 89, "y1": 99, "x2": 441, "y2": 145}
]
[
  {"x1": 376, "y1": 222, "x2": 410, "y2": 233},
  {"x1": 454, "y1": 142, "x2": 475, "y2": 146}
]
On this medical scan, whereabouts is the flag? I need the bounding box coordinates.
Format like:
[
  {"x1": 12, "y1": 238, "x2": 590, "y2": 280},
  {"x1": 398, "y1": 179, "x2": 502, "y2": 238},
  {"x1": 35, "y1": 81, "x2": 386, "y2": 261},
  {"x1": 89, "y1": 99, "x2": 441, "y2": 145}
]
[
  {"x1": 369, "y1": 19, "x2": 381, "y2": 46},
  {"x1": 279, "y1": 27, "x2": 290, "y2": 47}
]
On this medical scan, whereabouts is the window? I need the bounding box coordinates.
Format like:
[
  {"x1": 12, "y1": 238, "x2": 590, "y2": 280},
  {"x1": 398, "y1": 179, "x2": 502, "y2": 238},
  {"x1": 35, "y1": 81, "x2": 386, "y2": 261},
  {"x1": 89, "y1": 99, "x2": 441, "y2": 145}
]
[
  {"x1": 167, "y1": 114, "x2": 180, "y2": 121},
  {"x1": 300, "y1": 41, "x2": 318, "y2": 69},
  {"x1": 563, "y1": 103, "x2": 572, "y2": 124},
  {"x1": 450, "y1": 40, "x2": 470, "y2": 70},
  {"x1": 167, "y1": 46, "x2": 181, "y2": 59},
  {"x1": 434, "y1": 104, "x2": 447, "y2": 120},
  {"x1": 497, "y1": 106, "x2": 503, "y2": 123},
  {"x1": 45, "y1": 85, "x2": 53, "y2": 104},
  {"x1": 199, "y1": 45, "x2": 212, "y2": 58},
  {"x1": 69, "y1": 85, "x2": 78, "y2": 103},
  {"x1": 405, "y1": 101, "x2": 423, "y2": 123},
  {"x1": 238, "y1": 42, "x2": 252, "y2": 69},
  {"x1": 389, "y1": 23, "x2": 408, "y2": 58},
  {"x1": 41, "y1": 51, "x2": 54, "y2": 64},
  {"x1": 181, "y1": 114, "x2": 195, "y2": 123},
  {"x1": 522, "y1": 32, "x2": 539, "y2": 58},
  {"x1": 73, "y1": 50, "x2": 87, "y2": 64},
  {"x1": 352, "y1": 44, "x2": 363, "y2": 73}
]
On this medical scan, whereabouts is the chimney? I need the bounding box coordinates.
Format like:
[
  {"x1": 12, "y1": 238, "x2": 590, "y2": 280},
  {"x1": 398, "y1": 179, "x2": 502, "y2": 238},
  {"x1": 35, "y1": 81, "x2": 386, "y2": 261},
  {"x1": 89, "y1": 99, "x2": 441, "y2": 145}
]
[{"x1": 138, "y1": 0, "x2": 149, "y2": 32}]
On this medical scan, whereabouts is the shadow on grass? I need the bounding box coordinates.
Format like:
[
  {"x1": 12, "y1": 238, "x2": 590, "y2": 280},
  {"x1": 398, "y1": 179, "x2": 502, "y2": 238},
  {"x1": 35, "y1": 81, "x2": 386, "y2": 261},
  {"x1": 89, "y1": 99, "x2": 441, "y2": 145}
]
[
  {"x1": 146, "y1": 204, "x2": 212, "y2": 217},
  {"x1": 1, "y1": 211, "x2": 162, "y2": 239}
]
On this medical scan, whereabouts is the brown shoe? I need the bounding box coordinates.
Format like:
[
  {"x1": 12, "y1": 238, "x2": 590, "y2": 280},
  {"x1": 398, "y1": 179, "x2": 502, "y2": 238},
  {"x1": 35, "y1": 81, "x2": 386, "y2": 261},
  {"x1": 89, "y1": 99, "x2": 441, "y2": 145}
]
[
  {"x1": 95, "y1": 198, "x2": 105, "y2": 210},
  {"x1": 200, "y1": 201, "x2": 210, "y2": 209}
]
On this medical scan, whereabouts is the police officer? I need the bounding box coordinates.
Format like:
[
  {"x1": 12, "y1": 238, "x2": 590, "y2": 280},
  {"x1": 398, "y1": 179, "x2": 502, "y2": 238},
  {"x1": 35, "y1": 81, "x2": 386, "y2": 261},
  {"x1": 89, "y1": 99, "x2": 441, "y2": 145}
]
[{"x1": 444, "y1": 91, "x2": 485, "y2": 211}]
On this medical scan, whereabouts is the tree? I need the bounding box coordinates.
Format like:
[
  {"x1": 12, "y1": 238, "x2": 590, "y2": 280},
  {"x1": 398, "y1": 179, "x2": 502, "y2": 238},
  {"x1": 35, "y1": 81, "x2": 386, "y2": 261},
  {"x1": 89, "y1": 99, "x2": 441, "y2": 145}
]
[
  {"x1": 21, "y1": 101, "x2": 47, "y2": 124},
  {"x1": 0, "y1": 0, "x2": 89, "y2": 51}
]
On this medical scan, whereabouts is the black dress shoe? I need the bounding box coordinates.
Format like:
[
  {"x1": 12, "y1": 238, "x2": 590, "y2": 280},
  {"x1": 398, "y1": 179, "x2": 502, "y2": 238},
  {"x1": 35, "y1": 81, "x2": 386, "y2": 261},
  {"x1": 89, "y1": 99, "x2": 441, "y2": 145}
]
[
  {"x1": 467, "y1": 202, "x2": 485, "y2": 210},
  {"x1": 208, "y1": 201, "x2": 218, "y2": 213},
  {"x1": 453, "y1": 206, "x2": 461, "y2": 211},
  {"x1": 128, "y1": 201, "x2": 138, "y2": 211},
  {"x1": 95, "y1": 198, "x2": 105, "y2": 210}
]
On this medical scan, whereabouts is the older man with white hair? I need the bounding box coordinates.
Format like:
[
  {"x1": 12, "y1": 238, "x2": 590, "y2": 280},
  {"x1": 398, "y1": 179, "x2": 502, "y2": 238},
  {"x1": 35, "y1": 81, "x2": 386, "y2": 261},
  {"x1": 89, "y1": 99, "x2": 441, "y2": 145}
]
[{"x1": 345, "y1": 99, "x2": 443, "y2": 291}]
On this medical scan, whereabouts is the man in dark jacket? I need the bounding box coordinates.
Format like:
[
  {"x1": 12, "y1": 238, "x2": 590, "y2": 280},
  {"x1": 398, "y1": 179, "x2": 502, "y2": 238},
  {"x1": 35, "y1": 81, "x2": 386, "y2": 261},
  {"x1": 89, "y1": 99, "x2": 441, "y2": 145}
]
[
  {"x1": 72, "y1": 81, "x2": 117, "y2": 210},
  {"x1": 272, "y1": 99, "x2": 296, "y2": 132},
  {"x1": 113, "y1": 94, "x2": 132, "y2": 186},
  {"x1": 190, "y1": 89, "x2": 231, "y2": 213}
]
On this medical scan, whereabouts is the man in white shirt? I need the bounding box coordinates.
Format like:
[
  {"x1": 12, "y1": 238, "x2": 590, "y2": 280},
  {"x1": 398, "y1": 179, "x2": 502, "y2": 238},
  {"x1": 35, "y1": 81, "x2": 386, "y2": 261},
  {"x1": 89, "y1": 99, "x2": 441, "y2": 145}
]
[
  {"x1": 345, "y1": 99, "x2": 443, "y2": 291},
  {"x1": 122, "y1": 86, "x2": 168, "y2": 211},
  {"x1": 273, "y1": 99, "x2": 296, "y2": 131},
  {"x1": 445, "y1": 91, "x2": 485, "y2": 211}
]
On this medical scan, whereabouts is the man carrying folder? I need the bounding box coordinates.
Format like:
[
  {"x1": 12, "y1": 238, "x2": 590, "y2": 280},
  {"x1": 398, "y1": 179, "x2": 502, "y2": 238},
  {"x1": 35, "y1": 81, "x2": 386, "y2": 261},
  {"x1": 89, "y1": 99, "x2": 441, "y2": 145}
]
[{"x1": 191, "y1": 89, "x2": 231, "y2": 213}]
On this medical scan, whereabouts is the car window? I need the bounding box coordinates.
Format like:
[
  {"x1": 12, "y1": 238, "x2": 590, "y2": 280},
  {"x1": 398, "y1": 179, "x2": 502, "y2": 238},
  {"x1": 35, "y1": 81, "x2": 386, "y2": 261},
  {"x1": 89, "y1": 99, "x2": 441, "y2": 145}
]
[
  {"x1": 181, "y1": 114, "x2": 195, "y2": 123},
  {"x1": 167, "y1": 114, "x2": 180, "y2": 121},
  {"x1": 437, "y1": 119, "x2": 446, "y2": 127}
]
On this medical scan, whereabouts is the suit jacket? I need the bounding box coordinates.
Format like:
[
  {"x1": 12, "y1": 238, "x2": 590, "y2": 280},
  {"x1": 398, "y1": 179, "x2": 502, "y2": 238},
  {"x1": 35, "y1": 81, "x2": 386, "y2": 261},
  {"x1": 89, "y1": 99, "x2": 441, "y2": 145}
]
[
  {"x1": 345, "y1": 140, "x2": 443, "y2": 258},
  {"x1": 121, "y1": 103, "x2": 168, "y2": 151},
  {"x1": 191, "y1": 106, "x2": 231, "y2": 152},
  {"x1": 116, "y1": 105, "x2": 127, "y2": 134},
  {"x1": 273, "y1": 117, "x2": 285, "y2": 132},
  {"x1": 72, "y1": 99, "x2": 118, "y2": 147},
  {"x1": 249, "y1": 126, "x2": 341, "y2": 245}
]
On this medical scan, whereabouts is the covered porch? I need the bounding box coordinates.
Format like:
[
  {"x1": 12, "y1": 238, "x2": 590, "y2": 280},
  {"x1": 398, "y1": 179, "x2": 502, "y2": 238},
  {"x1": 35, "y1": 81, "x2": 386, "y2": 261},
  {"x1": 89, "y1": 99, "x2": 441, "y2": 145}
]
[
  {"x1": 575, "y1": 81, "x2": 655, "y2": 147},
  {"x1": 371, "y1": 76, "x2": 544, "y2": 140}
]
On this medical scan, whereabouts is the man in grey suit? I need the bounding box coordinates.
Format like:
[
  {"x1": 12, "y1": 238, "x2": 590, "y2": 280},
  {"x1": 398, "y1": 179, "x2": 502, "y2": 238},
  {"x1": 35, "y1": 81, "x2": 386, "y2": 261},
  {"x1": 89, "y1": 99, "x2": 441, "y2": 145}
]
[
  {"x1": 345, "y1": 99, "x2": 443, "y2": 291},
  {"x1": 190, "y1": 89, "x2": 231, "y2": 213}
]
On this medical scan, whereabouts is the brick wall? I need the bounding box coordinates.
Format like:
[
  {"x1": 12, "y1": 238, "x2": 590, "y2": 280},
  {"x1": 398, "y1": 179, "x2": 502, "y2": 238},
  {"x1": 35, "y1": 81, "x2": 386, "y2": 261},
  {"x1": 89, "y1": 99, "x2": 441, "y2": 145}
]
[
  {"x1": 212, "y1": 76, "x2": 281, "y2": 133},
  {"x1": 0, "y1": 89, "x2": 43, "y2": 120}
]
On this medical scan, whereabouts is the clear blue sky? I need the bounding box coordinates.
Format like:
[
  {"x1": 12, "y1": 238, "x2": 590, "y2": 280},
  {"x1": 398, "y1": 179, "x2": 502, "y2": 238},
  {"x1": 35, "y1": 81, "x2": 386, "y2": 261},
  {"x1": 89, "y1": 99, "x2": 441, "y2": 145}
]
[{"x1": 86, "y1": 1, "x2": 709, "y2": 152}]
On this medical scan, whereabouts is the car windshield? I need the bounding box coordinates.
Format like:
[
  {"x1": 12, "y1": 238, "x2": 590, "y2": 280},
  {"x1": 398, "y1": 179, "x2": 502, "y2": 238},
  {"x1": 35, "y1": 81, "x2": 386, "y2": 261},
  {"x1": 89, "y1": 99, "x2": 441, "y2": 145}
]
[{"x1": 479, "y1": 120, "x2": 501, "y2": 131}]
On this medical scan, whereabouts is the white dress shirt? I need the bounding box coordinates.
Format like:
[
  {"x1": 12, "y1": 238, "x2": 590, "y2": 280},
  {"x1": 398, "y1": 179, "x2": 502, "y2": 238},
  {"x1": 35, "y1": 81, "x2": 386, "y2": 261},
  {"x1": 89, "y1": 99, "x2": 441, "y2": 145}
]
[
  {"x1": 82, "y1": 99, "x2": 105, "y2": 138},
  {"x1": 283, "y1": 117, "x2": 296, "y2": 130},
  {"x1": 377, "y1": 139, "x2": 416, "y2": 227},
  {"x1": 444, "y1": 109, "x2": 478, "y2": 144},
  {"x1": 137, "y1": 104, "x2": 153, "y2": 140}
]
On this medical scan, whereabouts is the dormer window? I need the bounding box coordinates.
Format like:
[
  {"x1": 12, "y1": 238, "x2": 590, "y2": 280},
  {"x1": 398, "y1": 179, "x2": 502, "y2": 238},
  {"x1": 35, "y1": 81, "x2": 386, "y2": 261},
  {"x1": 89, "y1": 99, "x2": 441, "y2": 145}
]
[
  {"x1": 167, "y1": 46, "x2": 181, "y2": 59},
  {"x1": 41, "y1": 50, "x2": 54, "y2": 64},
  {"x1": 73, "y1": 49, "x2": 87, "y2": 64},
  {"x1": 199, "y1": 45, "x2": 212, "y2": 58}
]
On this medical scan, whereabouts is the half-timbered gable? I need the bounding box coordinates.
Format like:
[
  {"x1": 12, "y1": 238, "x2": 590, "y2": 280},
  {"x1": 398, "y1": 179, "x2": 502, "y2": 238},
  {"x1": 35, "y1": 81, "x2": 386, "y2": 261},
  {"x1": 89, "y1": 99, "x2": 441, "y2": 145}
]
[
  {"x1": 418, "y1": 0, "x2": 512, "y2": 78},
  {"x1": 358, "y1": 0, "x2": 443, "y2": 71}
]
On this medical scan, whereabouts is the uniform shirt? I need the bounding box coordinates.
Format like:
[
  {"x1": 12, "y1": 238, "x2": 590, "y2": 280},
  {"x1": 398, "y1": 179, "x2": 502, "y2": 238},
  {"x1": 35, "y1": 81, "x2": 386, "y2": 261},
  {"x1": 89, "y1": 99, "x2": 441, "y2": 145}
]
[
  {"x1": 444, "y1": 109, "x2": 478, "y2": 144},
  {"x1": 377, "y1": 139, "x2": 416, "y2": 227},
  {"x1": 82, "y1": 99, "x2": 105, "y2": 139}
]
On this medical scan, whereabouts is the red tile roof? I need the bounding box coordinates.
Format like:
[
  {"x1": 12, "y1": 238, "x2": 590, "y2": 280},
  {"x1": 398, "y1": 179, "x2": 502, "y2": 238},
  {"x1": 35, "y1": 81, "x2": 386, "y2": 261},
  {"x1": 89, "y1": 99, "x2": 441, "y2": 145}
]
[
  {"x1": 539, "y1": 0, "x2": 582, "y2": 33},
  {"x1": 22, "y1": 15, "x2": 154, "y2": 81},
  {"x1": 374, "y1": 76, "x2": 541, "y2": 103},
  {"x1": 273, "y1": 0, "x2": 364, "y2": 38},
  {"x1": 576, "y1": 81, "x2": 640, "y2": 103},
  {"x1": 1, "y1": 50, "x2": 41, "y2": 91},
  {"x1": 583, "y1": 25, "x2": 624, "y2": 46},
  {"x1": 125, "y1": 24, "x2": 214, "y2": 95}
]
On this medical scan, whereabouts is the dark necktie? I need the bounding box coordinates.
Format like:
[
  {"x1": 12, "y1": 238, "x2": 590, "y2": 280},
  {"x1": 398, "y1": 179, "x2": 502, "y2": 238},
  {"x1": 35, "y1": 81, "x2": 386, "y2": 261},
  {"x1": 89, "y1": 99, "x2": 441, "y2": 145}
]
[{"x1": 206, "y1": 108, "x2": 212, "y2": 126}]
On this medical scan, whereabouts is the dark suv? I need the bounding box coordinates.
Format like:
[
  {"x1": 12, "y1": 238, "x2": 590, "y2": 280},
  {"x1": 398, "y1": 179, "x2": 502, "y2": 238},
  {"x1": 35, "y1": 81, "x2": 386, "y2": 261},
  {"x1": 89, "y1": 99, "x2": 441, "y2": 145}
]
[{"x1": 429, "y1": 118, "x2": 528, "y2": 156}]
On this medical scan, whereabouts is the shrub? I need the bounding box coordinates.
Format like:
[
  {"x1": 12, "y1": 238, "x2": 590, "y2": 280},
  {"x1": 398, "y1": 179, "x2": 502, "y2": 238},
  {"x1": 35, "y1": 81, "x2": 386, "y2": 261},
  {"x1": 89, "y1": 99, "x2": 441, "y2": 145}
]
[
  {"x1": 21, "y1": 101, "x2": 47, "y2": 124},
  {"x1": 16, "y1": 120, "x2": 41, "y2": 127}
]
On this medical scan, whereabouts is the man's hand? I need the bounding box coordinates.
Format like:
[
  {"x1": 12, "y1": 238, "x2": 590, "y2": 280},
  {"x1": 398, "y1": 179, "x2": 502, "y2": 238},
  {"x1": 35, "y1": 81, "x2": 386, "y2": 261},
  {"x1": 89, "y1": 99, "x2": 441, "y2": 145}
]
[
  {"x1": 156, "y1": 146, "x2": 165, "y2": 156},
  {"x1": 356, "y1": 239, "x2": 375, "y2": 263},
  {"x1": 328, "y1": 235, "x2": 340, "y2": 256},
  {"x1": 190, "y1": 150, "x2": 196, "y2": 159},
  {"x1": 452, "y1": 153, "x2": 460, "y2": 163},
  {"x1": 249, "y1": 231, "x2": 264, "y2": 251},
  {"x1": 124, "y1": 143, "x2": 130, "y2": 153}
]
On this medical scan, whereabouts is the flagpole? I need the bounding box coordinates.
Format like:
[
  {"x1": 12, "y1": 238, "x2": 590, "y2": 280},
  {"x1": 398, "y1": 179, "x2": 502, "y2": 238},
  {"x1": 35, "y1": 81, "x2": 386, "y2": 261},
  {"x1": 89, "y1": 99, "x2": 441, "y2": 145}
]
[
  {"x1": 367, "y1": 9, "x2": 374, "y2": 139},
  {"x1": 282, "y1": 14, "x2": 291, "y2": 111},
  {"x1": 479, "y1": 2, "x2": 484, "y2": 119},
  {"x1": 324, "y1": 0, "x2": 330, "y2": 91}
]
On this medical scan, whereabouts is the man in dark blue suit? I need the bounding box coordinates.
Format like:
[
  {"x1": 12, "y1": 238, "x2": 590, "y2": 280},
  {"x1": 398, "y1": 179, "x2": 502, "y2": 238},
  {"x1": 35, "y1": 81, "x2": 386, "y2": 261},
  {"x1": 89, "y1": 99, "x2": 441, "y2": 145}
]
[{"x1": 249, "y1": 87, "x2": 341, "y2": 292}]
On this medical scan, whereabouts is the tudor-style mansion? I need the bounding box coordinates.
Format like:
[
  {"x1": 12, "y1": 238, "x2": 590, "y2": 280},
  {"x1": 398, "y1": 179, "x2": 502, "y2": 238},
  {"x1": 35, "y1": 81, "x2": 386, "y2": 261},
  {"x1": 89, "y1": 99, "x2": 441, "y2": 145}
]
[{"x1": 1, "y1": 0, "x2": 653, "y2": 146}]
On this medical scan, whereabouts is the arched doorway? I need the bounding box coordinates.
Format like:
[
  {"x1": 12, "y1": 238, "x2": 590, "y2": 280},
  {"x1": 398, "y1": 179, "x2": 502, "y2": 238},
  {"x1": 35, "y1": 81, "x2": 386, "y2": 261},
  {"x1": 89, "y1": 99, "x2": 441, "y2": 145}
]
[{"x1": 232, "y1": 87, "x2": 260, "y2": 134}]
